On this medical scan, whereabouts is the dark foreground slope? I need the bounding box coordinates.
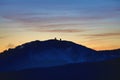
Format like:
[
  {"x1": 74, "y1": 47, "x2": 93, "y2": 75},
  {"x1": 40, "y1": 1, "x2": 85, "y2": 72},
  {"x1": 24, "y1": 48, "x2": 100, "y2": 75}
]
[{"x1": 0, "y1": 59, "x2": 120, "y2": 80}]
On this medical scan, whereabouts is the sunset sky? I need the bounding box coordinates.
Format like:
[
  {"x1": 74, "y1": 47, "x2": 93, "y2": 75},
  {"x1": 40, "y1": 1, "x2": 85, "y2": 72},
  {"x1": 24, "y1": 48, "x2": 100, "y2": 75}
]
[{"x1": 0, "y1": 0, "x2": 120, "y2": 52}]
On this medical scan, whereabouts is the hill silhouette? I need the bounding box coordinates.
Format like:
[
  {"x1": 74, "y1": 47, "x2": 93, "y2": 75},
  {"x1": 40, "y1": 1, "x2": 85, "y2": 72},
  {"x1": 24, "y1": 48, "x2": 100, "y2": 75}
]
[{"x1": 0, "y1": 39, "x2": 120, "y2": 80}]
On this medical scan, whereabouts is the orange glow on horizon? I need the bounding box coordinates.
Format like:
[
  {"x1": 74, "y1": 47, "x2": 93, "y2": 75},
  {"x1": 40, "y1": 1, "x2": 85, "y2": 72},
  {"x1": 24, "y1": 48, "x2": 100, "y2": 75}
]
[{"x1": 0, "y1": 38, "x2": 120, "y2": 53}]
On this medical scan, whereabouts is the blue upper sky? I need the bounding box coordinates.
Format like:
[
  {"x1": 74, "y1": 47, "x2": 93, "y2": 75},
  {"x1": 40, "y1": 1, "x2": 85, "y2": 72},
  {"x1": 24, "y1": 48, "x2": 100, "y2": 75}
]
[{"x1": 0, "y1": 0, "x2": 120, "y2": 17}]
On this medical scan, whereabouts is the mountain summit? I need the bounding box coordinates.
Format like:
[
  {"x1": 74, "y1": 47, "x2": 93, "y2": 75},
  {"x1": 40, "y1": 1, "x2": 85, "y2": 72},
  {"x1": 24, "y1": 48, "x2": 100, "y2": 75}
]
[{"x1": 0, "y1": 39, "x2": 120, "y2": 71}]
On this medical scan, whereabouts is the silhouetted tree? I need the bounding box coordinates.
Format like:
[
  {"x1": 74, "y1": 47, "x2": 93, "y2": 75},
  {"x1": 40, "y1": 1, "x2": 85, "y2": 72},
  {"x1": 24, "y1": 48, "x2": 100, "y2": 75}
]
[
  {"x1": 54, "y1": 37, "x2": 57, "y2": 40},
  {"x1": 60, "y1": 38, "x2": 62, "y2": 41}
]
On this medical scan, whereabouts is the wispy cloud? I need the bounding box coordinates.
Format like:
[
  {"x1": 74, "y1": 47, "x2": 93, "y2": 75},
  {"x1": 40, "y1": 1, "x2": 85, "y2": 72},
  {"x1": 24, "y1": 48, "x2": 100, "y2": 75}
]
[
  {"x1": 0, "y1": 36, "x2": 6, "y2": 39},
  {"x1": 28, "y1": 28, "x2": 84, "y2": 33},
  {"x1": 0, "y1": 36, "x2": 4, "y2": 39},
  {"x1": 84, "y1": 32, "x2": 120, "y2": 37},
  {"x1": 2, "y1": 11, "x2": 120, "y2": 23},
  {"x1": 6, "y1": 43, "x2": 14, "y2": 49}
]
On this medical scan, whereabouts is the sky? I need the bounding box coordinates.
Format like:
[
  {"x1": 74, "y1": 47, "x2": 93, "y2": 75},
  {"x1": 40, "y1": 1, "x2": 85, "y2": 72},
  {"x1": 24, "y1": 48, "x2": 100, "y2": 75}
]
[{"x1": 0, "y1": 0, "x2": 120, "y2": 52}]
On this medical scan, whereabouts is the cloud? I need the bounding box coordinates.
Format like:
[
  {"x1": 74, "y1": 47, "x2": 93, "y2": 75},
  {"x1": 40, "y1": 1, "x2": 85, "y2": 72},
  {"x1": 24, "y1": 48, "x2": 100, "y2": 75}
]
[
  {"x1": 29, "y1": 28, "x2": 84, "y2": 33},
  {"x1": 1, "y1": 0, "x2": 120, "y2": 23},
  {"x1": 0, "y1": 36, "x2": 6, "y2": 39},
  {"x1": 0, "y1": 36, "x2": 4, "y2": 39},
  {"x1": 2, "y1": 6, "x2": 120, "y2": 24},
  {"x1": 84, "y1": 32, "x2": 120, "y2": 37},
  {"x1": 6, "y1": 43, "x2": 14, "y2": 49}
]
